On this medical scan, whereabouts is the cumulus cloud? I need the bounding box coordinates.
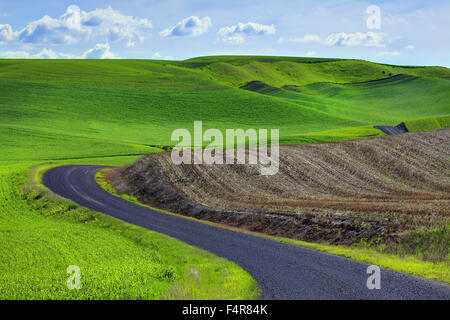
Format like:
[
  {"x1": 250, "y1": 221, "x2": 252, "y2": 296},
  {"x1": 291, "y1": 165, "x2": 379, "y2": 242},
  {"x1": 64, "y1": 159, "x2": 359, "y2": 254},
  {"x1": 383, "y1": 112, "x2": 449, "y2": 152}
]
[
  {"x1": 82, "y1": 43, "x2": 117, "y2": 59},
  {"x1": 4, "y1": 5, "x2": 152, "y2": 46},
  {"x1": 0, "y1": 24, "x2": 17, "y2": 43},
  {"x1": 279, "y1": 32, "x2": 385, "y2": 47},
  {"x1": 18, "y1": 14, "x2": 78, "y2": 44},
  {"x1": 159, "y1": 16, "x2": 211, "y2": 37},
  {"x1": 218, "y1": 22, "x2": 275, "y2": 44},
  {"x1": 81, "y1": 6, "x2": 151, "y2": 42},
  {"x1": 405, "y1": 45, "x2": 415, "y2": 50},
  {"x1": 306, "y1": 51, "x2": 316, "y2": 57}
]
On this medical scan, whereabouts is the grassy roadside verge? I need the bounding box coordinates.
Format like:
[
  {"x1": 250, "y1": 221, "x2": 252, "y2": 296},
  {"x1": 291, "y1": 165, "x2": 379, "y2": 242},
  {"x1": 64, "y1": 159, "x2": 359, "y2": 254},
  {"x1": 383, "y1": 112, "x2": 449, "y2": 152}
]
[
  {"x1": 1, "y1": 162, "x2": 259, "y2": 299},
  {"x1": 96, "y1": 169, "x2": 449, "y2": 284}
]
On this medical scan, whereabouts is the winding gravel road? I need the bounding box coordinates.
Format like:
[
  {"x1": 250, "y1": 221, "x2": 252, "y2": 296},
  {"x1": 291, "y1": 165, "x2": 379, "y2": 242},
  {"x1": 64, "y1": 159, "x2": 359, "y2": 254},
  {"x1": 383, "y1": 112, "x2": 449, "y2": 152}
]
[{"x1": 43, "y1": 165, "x2": 450, "y2": 300}]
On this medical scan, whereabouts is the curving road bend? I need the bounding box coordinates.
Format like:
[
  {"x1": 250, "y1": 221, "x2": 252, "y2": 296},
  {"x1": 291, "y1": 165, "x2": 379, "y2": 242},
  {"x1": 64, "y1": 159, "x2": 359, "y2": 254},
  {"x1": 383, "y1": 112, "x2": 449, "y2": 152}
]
[{"x1": 43, "y1": 165, "x2": 450, "y2": 300}]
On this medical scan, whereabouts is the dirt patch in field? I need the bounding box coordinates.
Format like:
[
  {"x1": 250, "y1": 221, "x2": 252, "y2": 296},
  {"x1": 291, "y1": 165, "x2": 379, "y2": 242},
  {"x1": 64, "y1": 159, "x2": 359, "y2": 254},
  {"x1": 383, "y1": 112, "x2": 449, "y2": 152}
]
[{"x1": 106, "y1": 129, "x2": 450, "y2": 245}]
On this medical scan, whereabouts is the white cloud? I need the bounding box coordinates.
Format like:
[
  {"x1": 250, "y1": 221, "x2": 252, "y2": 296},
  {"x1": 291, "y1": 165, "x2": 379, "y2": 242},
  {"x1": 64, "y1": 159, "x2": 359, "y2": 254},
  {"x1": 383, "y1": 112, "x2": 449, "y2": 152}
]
[
  {"x1": 279, "y1": 32, "x2": 385, "y2": 47},
  {"x1": 218, "y1": 22, "x2": 275, "y2": 44},
  {"x1": 152, "y1": 52, "x2": 161, "y2": 59},
  {"x1": 82, "y1": 43, "x2": 117, "y2": 59},
  {"x1": 16, "y1": 11, "x2": 83, "y2": 45},
  {"x1": 405, "y1": 45, "x2": 415, "y2": 50},
  {"x1": 4, "y1": 5, "x2": 152, "y2": 46},
  {"x1": 63, "y1": 5, "x2": 82, "y2": 31},
  {"x1": 0, "y1": 24, "x2": 17, "y2": 42},
  {"x1": 0, "y1": 43, "x2": 117, "y2": 59},
  {"x1": 37, "y1": 48, "x2": 60, "y2": 59},
  {"x1": 159, "y1": 16, "x2": 211, "y2": 37},
  {"x1": 324, "y1": 32, "x2": 385, "y2": 47},
  {"x1": 0, "y1": 50, "x2": 31, "y2": 58},
  {"x1": 306, "y1": 51, "x2": 316, "y2": 57},
  {"x1": 81, "y1": 6, "x2": 152, "y2": 42},
  {"x1": 221, "y1": 34, "x2": 245, "y2": 44},
  {"x1": 377, "y1": 51, "x2": 400, "y2": 57},
  {"x1": 278, "y1": 34, "x2": 321, "y2": 44},
  {"x1": 0, "y1": 48, "x2": 75, "y2": 59}
]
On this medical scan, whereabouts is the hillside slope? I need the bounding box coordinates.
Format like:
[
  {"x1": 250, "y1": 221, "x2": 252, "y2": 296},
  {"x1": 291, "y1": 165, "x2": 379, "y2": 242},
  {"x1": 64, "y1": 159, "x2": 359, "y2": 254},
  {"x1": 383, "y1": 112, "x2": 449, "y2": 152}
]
[
  {"x1": 184, "y1": 56, "x2": 450, "y2": 87},
  {"x1": 0, "y1": 56, "x2": 449, "y2": 297},
  {"x1": 0, "y1": 57, "x2": 449, "y2": 162},
  {"x1": 109, "y1": 129, "x2": 450, "y2": 245}
]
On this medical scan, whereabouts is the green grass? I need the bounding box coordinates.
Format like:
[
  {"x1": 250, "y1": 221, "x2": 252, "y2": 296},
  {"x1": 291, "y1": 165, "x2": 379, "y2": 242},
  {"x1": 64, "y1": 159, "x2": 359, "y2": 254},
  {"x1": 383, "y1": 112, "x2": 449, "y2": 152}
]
[
  {"x1": 0, "y1": 161, "x2": 258, "y2": 299},
  {"x1": 1, "y1": 58, "x2": 449, "y2": 159},
  {"x1": 392, "y1": 226, "x2": 450, "y2": 264},
  {"x1": 95, "y1": 168, "x2": 145, "y2": 204},
  {"x1": 404, "y1": 115, "x2": 450, "y2": 132},
  {"x1": 0, "y1": 56, "x2": 449, "y2": 298},
  {"x1": 276, "y1": 237, "x2": 449, "y2": 283},
  {"x1": 280, "y1": 125, "x2": 386, "y2": 144},
  {"x1": 187, "y1": 56, "x2": 450, "y2": 87}
]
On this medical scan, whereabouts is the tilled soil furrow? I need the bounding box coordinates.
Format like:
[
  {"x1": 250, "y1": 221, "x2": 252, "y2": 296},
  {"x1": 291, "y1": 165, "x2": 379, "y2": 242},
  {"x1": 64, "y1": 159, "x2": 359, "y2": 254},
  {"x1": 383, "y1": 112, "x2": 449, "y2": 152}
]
[{"x1": 109, "y1": 129, "x2": 450, "y2": 244}]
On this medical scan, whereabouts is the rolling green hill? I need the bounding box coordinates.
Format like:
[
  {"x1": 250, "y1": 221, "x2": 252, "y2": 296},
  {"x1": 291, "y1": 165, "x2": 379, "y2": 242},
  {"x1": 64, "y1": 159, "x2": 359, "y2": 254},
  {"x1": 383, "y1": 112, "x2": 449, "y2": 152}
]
[
  {"x1": 0, "y1": 56, "x2": 449, "y2": 299},
  {"x1": 1, "y1": 57, "x2": 449, "y2": 161}
]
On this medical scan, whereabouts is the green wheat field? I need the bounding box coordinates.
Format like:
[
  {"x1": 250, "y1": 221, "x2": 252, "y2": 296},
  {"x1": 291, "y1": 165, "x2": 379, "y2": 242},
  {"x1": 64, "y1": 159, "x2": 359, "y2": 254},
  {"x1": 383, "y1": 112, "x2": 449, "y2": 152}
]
[{"x1": 1, "y1": 56, "x2": 449, "y2": 299}]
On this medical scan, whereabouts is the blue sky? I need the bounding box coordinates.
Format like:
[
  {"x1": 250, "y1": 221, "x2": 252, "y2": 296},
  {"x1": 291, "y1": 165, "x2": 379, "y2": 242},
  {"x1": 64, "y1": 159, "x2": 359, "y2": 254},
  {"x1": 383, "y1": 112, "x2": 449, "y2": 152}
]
[{"x1": 0, "y1": 0, "x2": 449, "y2": 66}]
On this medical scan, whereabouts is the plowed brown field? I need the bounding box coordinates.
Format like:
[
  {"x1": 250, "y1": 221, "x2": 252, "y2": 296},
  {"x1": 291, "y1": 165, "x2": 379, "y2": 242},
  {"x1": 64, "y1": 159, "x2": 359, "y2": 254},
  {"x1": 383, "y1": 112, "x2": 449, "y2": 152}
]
[{"x1": 107, "y1": 129, "x2": 449, "y2": 244}]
